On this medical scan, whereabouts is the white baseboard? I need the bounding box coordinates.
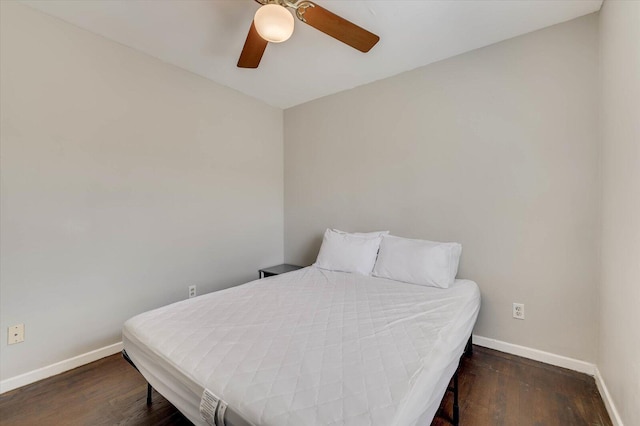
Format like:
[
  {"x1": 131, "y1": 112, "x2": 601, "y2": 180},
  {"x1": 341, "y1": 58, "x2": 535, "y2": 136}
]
[
  {"x1": 472, "y1": 334, "x2": 596, "y2": 375},
  {"x1": 595, "y1": 367, "x2": 624, "y2": 426},
  {"x1": 0, "y1": 341, "x2": 123, "y2": 394}
]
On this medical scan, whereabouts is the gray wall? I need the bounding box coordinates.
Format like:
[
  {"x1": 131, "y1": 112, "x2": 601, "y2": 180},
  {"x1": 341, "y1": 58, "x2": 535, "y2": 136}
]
[
  {"x1": 0, "y1": 2, "x2": 283, "y2": 381},
  {"x1": 284, "y1": 14, "x2": 600, "y2": 362},
  {"x1": 598, "y1": 1, "x2": 640, "y2": 424},
  {"x1": 6, "y1": 6, "x2": 636, "y2": 421}
]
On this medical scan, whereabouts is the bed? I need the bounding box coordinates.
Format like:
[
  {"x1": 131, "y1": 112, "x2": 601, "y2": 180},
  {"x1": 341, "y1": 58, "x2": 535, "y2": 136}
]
[{"x1": 122, "y1": 266, "x2": 480, "y2": 426}]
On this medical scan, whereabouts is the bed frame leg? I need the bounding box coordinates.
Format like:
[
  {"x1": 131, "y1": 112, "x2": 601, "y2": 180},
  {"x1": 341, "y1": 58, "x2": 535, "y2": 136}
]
[
  {"x1": 147, "y1": 383, "x2": 153, "y2": 405},
  {"x1": 464, "y1": 335, "x2": 473, "y2": 357},
  {"x1": 122, "y1": 350, "x2": 154, "y2": 406},
  {"x1": 452, "y1": 371, "x2": 459, "y2": 426}
]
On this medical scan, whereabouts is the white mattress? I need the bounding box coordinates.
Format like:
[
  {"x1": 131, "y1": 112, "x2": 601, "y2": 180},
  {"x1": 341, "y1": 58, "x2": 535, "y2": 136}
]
[{"x1": 123, "y1": 266, "x2": 480, "y2": 426}]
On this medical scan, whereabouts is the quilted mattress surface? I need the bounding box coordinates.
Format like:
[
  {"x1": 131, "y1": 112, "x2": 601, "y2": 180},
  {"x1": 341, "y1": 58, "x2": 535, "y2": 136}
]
[{"x1": 123, "y1": 266, "x2": 480, "y2": 426}]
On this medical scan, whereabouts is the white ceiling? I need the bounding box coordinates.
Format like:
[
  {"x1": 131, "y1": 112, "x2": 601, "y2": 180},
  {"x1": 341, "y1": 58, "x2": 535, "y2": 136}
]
[{"x1": 22, "y1": 0, "x2": 602, "y2": 109}]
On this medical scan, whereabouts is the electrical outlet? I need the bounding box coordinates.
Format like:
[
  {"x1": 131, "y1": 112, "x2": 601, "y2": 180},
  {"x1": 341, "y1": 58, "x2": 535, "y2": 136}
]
[
  {"x1": 8, "y1": 324, "x2": 25, "y2": 345},
  {"x1": 188, "y1": 285, "x2": 196, "y2": 299},
  {"x1": 513, "y1": 303, "x2": 525, "y2": 320}
]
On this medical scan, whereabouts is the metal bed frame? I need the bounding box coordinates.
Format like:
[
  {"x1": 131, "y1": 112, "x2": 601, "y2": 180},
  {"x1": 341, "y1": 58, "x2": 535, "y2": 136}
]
[
  {"x1": 122, "y1": 349, "x2": 153, "y2": 406},
  {"x1": 445, "y1": 334, "x2": 473, "y2": 426},
  {"x1": 123, "y1": 334, "x2": 473, "y2": 426}
]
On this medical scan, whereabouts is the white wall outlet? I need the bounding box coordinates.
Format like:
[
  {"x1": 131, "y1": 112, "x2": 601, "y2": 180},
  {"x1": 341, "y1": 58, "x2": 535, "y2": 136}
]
[
  {"x1": 8, "y1": 324, "x2": 25, "y2": 345},
  {"x1": 188, "y1": 285, "x2": 196, "y2": 299},
  {"x1": 513, "y1": 303, "x2": 525, "y2": 320}
]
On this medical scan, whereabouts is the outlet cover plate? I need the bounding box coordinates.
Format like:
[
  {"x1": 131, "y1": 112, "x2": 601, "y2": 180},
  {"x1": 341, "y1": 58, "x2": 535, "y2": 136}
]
[
  {"x1": 8, "y1": 324, "x2": 25, "y2": 344},
  {"x1": 513, "y1": 303, "x2": 525, "y2": 320}
]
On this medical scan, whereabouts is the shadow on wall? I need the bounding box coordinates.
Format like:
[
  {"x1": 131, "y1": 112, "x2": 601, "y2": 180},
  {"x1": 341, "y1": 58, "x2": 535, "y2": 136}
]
[{"x1": 301, "y1": 233, "x2": 323, "y2": 265}]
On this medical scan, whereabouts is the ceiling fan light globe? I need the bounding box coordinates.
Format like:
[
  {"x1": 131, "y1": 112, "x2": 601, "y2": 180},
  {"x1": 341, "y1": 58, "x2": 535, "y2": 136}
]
[{"x1": 254, "y1": 4, "x2": 294, "y2": 43}]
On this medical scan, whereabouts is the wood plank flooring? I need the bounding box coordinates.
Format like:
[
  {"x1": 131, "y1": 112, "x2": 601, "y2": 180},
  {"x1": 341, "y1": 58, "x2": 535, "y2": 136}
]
[{"x1": 0, "y1": 346, "x2": 611, "y2": 426}]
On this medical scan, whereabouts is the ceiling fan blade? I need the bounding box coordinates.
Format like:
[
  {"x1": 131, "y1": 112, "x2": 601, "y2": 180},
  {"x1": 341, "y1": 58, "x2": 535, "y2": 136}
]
[
  {"x1": 237, "y1": 21, "x2": 268, "y2": 68},
  {"x1": 298, "y1": 2, "x2": 379, "y2": 53}
]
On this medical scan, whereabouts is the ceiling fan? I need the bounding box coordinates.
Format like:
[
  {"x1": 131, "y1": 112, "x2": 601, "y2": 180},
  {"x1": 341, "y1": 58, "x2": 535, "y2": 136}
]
[{"x1": 238, "y1": 0, "x2": 380, "y2": 68}]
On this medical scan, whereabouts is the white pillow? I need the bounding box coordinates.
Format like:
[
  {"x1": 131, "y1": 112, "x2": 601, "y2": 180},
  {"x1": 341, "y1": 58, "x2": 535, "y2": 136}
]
[
  {"x1": 331, "y1": 229, "x2": 390, "y2": 238},
  {"x1": 372, "y1": 235, "x2": 462, "y2": 288},
  {"x1": 315, "y1": 229, "x2": 383, "y2": 275}
]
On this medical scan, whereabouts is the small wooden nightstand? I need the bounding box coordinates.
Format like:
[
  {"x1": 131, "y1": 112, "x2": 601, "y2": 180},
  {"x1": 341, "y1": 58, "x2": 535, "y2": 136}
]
[{"x1": 259, "y1": 264, "x2": 303, "y2": 279}]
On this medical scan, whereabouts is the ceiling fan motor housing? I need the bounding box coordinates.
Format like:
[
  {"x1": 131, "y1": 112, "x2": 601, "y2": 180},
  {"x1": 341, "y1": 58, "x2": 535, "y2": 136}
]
[{"x1": 239, "y1": 0, "x2": 380, "y2": 68}]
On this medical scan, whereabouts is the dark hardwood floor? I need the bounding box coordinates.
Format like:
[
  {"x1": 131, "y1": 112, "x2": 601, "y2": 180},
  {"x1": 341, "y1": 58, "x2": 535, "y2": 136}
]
[
  {"x1": 433, "y1": 347, "x2": 611, "y2": 426},
  {"x1": 0, "y1": 346, "x2": 611, "y2": 426}
]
